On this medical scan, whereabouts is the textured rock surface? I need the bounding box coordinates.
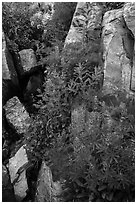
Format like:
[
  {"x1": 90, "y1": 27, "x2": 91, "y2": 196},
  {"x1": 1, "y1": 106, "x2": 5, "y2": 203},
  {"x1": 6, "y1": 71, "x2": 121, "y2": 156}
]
[
  {"x1": 2, "y1": 32, "x2": 18, "y2": 84},
  {"x1": 123, "y1": 2, "x2": 135, "y2": 91},
  {"x1": 123, "y1": 2, "x2": 135, "y2": 35},
  {"x1": 4, "y1": 96, "x2": 31, "y2": 135},
  {"x1": 2, "y1": 32, "x2": 19, "y2": 105},
  {"x1": 65, "y1": 2, "x2": 104, "y2": 44},
  {"x1": 8, "y1": 146, "x2": 28, "y2": 201},
  {"x1": 102, "y1": 3, "x2": 135, "y2": 94},
  {"x1": 35, "y1": 161, "x2": 62, "y2": 202},
  {"x1": 19, "y1": 49, "x2": 37, "y2": 74},
  {"x1": 2, "y1": 165, "x2": 16, "y2": 202}
]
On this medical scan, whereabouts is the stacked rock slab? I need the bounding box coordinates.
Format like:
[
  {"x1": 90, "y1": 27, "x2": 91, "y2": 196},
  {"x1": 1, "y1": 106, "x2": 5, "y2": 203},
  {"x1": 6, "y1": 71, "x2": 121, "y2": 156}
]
[
  {"x1": 2, "y1": 32, "x2": 19, "y2": 105},
  {"x1": 102, "y1": 2, "x2": 135, "y2": 94},
  {"x1": 35, "y1": 161, "x2": 62, "y2": 202},
  {"x1": 123, "y1": 3, "x2": 135, "y2": 91},
  {"x1": 18, "y1": 49, "x2": 37, "y2": 75},
  {"x1": 8, "y1": 146, "x2": 28, "y2": 201},
  {"x1": 4, "y1": 96, "x2": 31, "y2": 135}
]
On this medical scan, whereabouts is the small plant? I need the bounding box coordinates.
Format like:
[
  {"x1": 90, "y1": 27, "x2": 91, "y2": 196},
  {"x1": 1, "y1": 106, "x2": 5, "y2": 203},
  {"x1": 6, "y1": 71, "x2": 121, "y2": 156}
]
[{"x1": 47, "y1": 99, "x2": 135, "y2": 202}]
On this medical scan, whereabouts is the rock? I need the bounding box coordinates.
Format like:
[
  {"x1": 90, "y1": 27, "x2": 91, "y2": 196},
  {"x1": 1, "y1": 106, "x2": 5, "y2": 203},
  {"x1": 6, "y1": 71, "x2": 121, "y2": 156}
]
[
  {"x1": 102, "y1": 5, "x2": 135, "y2": 94},
  {"x1": 2, "y1": 32, "x2": 19, "y2": 105},
  {"x1": 4, "y1": 96, "x2": 31, "y2": 135},
  {"x1": 123, "y1": 3, "x2": 135, "y2": 35},
  {"x1": 65, "y1": 2, "x2": 104, "y2": 45},
  {"x1": 8, "y1": 146, "x2": 28, "y2": 201},
  {"x1": 124, "y1": 2, "x2": 135, "y2": 91},
  {"x1": 2, "y1": 165, "x2": 16, "y2": 202},
  {"x1": 19, "y1": 49, "x2": 37, "y2": 75},
  {"x1": 35, "y1": 161, "x2": 62, "y2": 202}
]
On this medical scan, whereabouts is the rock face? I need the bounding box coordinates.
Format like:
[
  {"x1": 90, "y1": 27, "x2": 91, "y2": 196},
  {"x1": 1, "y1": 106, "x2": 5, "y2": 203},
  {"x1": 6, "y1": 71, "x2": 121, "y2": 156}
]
[
  {"x1": 123, "y1": 3, "x2": 135, "y2": 91},
  {"x1": 4, "y1": 96, "x2": 31, "y2": 135},
  {"x1": 65, "y1": 2, "x2": 104, "y2": 44},
  {"x1": 102, "y1": 2, "x2": 135, "y2": 94},
  {"x1": 2, "y1": 165, "x2": 16, "y2": 202},
  {"x1": 123, "y1": 3, "x2": 135, "y2": 35},
  {"x1": 19, "y1": 49, "x2": 37, "y2": 75},
  {"x1": 35, "y1": 161, "x2": 62, "y2": 202},
  {"x1": 8, "y1": 146, "x2": 28, "y2": 201},
  {"x1": 2, "y1": 32, "x2": 19, "y2": 105}
]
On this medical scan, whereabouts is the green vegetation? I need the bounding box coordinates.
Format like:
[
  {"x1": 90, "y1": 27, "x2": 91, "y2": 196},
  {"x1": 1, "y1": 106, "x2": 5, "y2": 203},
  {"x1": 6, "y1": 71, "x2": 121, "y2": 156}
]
[
  {"x1": 24, "y1": 45, "x2": 134, "y2": 201},
  {"x1": 2, "y1": 2, "x2": 134, "y2": 202}
]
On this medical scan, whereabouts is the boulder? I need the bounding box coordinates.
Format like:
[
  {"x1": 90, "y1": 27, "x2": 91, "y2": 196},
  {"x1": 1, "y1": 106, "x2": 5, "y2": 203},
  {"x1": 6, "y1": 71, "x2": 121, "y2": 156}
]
[
  {"x1": 2, "y1": 32, "x2": 19, "y2": 105},
  {"x1": 124, "y1": 2, "x2": 135, "y2": 91},
  {"x1": 102, "y1": 4, "x2": 135, "y2": 94},
  {"x1": 65, "y1": 2, "x2": 104, "y2": 45},
  {"x1": 8, "y1": 146, "x2": 28, "y2": 201},
  {"x1": 2, "y1": 165, "x2": 16, "y2": 202},
  {"x1": 35, "y1": 161, "x2": 62, "y2": 202},
  {"x1": 123, "y1": 3, "x2": 135, "y2": 35},
  {"x1": 4, "y1": 96, "x2": 31, "y2": 135},
  {"x1": 19, "y1": 49, "x2": 37, "y2": 75}
]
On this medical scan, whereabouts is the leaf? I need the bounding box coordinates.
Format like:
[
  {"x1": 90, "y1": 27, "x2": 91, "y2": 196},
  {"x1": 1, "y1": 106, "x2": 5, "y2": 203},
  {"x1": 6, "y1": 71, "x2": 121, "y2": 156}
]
[
  {"x1": 102, "y1": 192, "x2": 106, "y2": 199},
  {"x1": 75, "y1": 179, "x2": 85, "y2": 187},
  {"x1": 76, "y1": 192, "x2": 87, "y2": 198},
  {"x1": 106, "y1": 192, "x2": 114, "y2": 201},
  {"x1": 98, "y1": 185, "x2": 107, "y2": 191}
]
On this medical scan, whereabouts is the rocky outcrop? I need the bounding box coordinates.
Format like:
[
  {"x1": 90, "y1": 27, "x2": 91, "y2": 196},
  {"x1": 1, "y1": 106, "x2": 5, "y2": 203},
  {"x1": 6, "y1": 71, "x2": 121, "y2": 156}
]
[
  {"x1": 65, "y1": 2, "x2": 104, "y2": 45},
  {"x1": 2, "y1": 165, "x2": 16, "y2": 202},
  {"x1": 8, "y1": 146, "x2": 28, "y2": 201},
  {"x1": 2, "y1": 32, "x2": 19, "y2": 105},
  {"x1": 19, "y1": 49, "x2": 37, "y2": 75},
  {"x1": 4, "y1": 96, "x2": 31, "y2": 135},
  {"x1": 123, "y1": 3, "x2": 135, "y2": 35},
  {"x1": 35, "y1": 161, "x2": 62, "y2": 202},
  {"x1": 123, "y1": 3, "x2": 135, "y2": 91},
  {"x1": 102, "y1": 2, "x2": 135, "y2": 94}
]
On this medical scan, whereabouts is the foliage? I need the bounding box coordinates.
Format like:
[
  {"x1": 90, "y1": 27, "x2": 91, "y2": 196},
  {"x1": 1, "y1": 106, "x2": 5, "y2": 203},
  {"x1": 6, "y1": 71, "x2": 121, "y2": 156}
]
[
  {"x1": 48, "y1": 99, "x2": 135, "y2": 202},
  {"x1": 2, "y1": 2, "x2": 76, "y2": 52},
  {"x1": 25, "y1": 46, "x2": 134, "y2": 202},
  {"x1": 62, "y1": 42, "x2": 104, "y2": 102},
  {"x1": 104, "y1": 2, "x2": 125, "y2": 11},
  {"x1": 3, "y1": 2, "x2": 134, "y2": 202},
  {"x1": 2, "y1": 2, "x2": 38, "y2": 50},
  {"x1": 41, "y1": 2, "x2": 76, "y2": 48}
]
